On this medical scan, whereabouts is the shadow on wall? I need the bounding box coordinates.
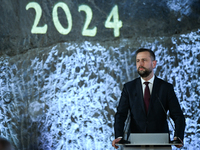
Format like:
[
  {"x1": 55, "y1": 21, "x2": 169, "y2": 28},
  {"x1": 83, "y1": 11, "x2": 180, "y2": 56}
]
[{"x1": 0, "y1": 137, "x2": 13, "y2": 150}]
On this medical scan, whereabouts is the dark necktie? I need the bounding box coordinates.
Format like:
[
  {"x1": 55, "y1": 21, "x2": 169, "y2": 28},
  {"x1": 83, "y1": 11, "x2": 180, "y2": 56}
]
[{"x1": 144, "y1": 82, "x2": 150, "y2": 114}]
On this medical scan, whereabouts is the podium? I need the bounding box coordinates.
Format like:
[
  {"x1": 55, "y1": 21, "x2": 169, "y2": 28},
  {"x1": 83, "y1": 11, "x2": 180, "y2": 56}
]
[{"x1": 119, "y1": 133, "x2": 175, "y2": 150}]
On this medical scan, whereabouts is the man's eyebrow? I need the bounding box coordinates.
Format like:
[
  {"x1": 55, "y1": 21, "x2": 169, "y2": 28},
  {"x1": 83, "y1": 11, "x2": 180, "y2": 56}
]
[{"x1": 136, "y1": 58, "x2": 146, "y2": 60}]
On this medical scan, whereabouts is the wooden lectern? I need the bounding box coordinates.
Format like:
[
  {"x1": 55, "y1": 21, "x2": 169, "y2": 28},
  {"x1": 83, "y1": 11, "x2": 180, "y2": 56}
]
[{"x1": 119, "y1": 133, "x2": 177, "y2": 150}]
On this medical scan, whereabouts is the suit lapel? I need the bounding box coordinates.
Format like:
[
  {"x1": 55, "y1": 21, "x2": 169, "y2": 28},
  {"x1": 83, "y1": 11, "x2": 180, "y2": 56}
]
[
  {"x1": 147, "y1": 76, "x2": 161, "y2": 116},
  {"x1": 135, "y1": 78, "x2": 146, "y2": 114}
]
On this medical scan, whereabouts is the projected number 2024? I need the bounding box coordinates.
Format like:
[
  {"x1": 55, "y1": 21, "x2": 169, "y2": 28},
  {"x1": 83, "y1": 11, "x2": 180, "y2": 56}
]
[{"x1": 26, "y1": 2, "x2": 123, "y2": 37}]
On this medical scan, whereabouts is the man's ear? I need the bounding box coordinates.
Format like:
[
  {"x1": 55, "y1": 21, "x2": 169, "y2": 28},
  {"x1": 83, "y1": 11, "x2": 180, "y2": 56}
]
[{"x1": 152, "y1": 60, "x2": 157, "y2": 68}]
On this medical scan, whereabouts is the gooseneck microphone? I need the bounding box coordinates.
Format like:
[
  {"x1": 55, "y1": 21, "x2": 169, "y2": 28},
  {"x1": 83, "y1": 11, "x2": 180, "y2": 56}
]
[
  {"x1": 123, "y1": 110, "x2": 131, "y2": 140},
  {"x1": 122, "y1": 93, "x2": 138, "y2": 143},
  {"x1": 119, "y1": 110, "x2": 131, "y2": 144},
  {"x1": 156, "y1": 95, "x2": 183, "y2": 145}
]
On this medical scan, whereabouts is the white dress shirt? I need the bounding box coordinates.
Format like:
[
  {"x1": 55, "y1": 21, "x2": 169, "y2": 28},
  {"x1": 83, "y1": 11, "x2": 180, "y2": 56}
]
[{"x1": 140, "y1": 75, "x2": 155, "y2": 96}]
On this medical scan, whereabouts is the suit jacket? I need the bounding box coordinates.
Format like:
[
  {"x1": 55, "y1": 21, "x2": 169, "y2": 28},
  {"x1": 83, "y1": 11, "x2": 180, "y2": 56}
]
[{"x1": 114, "y1": 76, "x2": 185, "y2": 140}]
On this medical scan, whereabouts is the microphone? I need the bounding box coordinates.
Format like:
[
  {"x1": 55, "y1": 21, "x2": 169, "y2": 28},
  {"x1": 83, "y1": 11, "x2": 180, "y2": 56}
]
[
  {"x1": 118, "y1": 138, "x2": 131, "y2": 144},
  {"x1": 156, "y1": 95, "x2": 183, "y2": 145},
  {"x1": 123, "y1": 110, "x2": 131, "y2": 141},
  {"x1": 123, "y1": 93, "x2": 137, "y2": 142}
]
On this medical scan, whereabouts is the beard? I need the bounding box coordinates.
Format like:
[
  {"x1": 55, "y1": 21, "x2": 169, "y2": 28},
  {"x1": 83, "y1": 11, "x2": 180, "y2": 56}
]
[{"x1": 137, "y1": 66, "x2": 152, "y2": 78}]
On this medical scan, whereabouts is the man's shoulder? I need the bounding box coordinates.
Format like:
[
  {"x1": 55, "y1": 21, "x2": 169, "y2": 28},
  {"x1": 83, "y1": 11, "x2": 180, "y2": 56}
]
[
  {"x1": 124, "y1": 77, "x2": 140, "y2": 87},
  {"x1": 155, "y1": 76, "x2": 173, "y2": 87}
]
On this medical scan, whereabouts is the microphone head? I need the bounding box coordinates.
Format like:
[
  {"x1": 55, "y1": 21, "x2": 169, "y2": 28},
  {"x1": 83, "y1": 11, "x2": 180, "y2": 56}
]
[
  {"x1": 169, "y1": 137, "x2": 183, "y2": 145},
  {"x1": 118, "y1": 138, "x2": 131, "y2": 144}
]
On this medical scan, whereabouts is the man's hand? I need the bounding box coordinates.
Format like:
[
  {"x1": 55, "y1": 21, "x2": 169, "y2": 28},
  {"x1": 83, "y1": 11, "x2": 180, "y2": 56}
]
[
  {"x1": 112, "y1": 138, "x2": 122, "y2": 149},
  {"x1": 174, "y1": 137, "x2": 183, "y2": 148}
]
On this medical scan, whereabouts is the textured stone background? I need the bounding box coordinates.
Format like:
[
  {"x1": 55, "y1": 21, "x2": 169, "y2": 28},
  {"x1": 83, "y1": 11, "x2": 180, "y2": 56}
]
[{"x1": 0, "y1": 0, "x2": 200, "y2": 150}]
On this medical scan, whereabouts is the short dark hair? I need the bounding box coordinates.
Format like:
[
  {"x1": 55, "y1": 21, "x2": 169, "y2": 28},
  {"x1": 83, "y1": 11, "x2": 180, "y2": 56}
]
[{"x1": 136, "y1": 48, "x2": 155, "y2": 60}]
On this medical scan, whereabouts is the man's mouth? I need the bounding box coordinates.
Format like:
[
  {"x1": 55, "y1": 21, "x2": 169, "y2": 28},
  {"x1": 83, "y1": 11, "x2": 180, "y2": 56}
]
[{"x1": 139, "y1": 67, "x2": 145, "y2": 70}]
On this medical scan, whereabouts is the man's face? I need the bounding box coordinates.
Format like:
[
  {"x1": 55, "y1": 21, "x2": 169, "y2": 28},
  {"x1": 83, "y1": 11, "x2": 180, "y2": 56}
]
[{"x1": 136, "y1": 51, "x2": 156, "y2": 78}]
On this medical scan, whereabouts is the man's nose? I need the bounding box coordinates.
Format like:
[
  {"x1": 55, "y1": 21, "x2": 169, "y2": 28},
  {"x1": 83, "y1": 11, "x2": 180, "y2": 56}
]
[{"x1": 139, "y1": 61, "x2": 144, "y2": 66}]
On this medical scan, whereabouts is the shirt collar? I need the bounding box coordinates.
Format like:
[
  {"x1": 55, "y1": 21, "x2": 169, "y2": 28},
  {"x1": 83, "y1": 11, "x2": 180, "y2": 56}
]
[{"x1": 140, "y1": 75, "x2": 155, "y2": 84}]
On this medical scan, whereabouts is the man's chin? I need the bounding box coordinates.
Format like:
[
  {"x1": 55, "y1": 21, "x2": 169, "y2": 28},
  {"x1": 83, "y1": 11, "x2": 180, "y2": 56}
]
[
  {"x1": 138, "y1": 72, "x2": 146, "y2": 77},
  {"x1": 138, "y1": 70, "x2": 144, "y2": 73},
  {"x1": 137, "y1": 70, "x2": 152, "y2": 78},
  {"x1": 139, "y1": 74, "x2": 147, "y2": 78},
  {"x1": 137, "y1": 70, "x2": 145, "y2": 75}
]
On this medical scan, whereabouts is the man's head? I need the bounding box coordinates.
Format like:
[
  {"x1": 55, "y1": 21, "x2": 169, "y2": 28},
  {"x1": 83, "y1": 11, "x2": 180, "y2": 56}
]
[
  {"x1": 136, "y1": 48, "x2": 155, "y2": 61},
  {"x1": 136, "y1": 48, "x2": 157, "y2": 80}
]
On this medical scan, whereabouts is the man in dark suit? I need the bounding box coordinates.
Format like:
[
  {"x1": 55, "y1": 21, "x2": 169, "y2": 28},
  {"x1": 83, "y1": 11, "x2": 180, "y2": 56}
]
[{"x1": 112, "y1": 48, "x2": 185, "y2": 149}]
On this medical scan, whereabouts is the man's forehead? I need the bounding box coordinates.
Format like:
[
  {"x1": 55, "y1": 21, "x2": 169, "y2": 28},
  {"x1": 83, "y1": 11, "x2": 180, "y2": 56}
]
[{"x1": 136, "y1": 52, "x2": 151, "y2": 59}]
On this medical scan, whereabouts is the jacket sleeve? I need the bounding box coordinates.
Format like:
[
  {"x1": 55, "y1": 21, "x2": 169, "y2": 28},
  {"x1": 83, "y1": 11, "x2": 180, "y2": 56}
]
[
  {"x1": 114, "y1": 84, "x2": 130, "y2": 139},
  {"x1": 167, "y1": 84, "x2": 186, "y2": 141}
]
